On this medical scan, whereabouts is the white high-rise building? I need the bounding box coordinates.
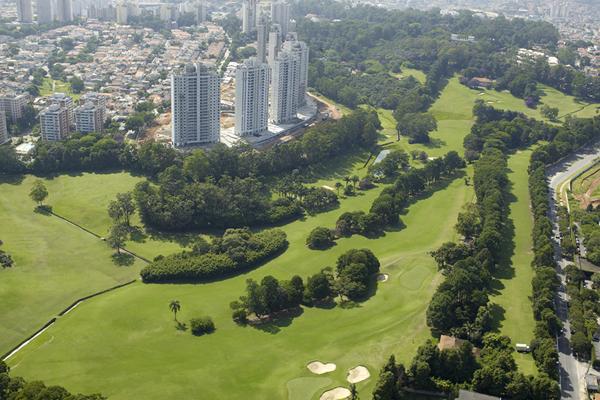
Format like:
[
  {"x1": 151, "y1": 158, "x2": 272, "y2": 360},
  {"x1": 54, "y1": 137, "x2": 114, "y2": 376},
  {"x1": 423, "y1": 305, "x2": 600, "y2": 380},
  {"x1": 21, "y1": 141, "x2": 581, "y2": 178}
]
[
  {"x1": 270, "y1": 50, "x2": 299, "y2": 124},
  {"x1": 196, "y1": 0, "x2": 206, "y2": 23},
  {"x1": 242, "y1": 0, "x2": 257, "y2": 34},
  {"x1": 256, "y1": 22, "x2": 268, "y2": 64},
  {"x1": 80, "y1": 92, "x2": 107, "y2": 125},
  {"x1": 270, "y1": 1, "x2": 289, "y2": 38},
  {"x1": 171, "y1": 64, "x2": 220, "y2": 146},
  {"x1": 0, "y1": 93, "x2": 29, "y2": 123},
  {"x1": 17, "y1": 0, "x2": 33, "y2": 22},
  {"x1": 0, "y1": 111, "x2": 8, "y2": 144},
  {"x1": 40, "y1": 104, "x2": 69, "y2": 141},
  {"x1": 37, "y1": 0, "x2": 53, "y2": 23},
  {"x1": 49, "y1": 93, "x2": 74, "y2": 126},
  {"x1": 267, "y1": 24, "x2": 281, "y2": 65},
  {"x1": 235, "y1": 58, "x2": 270, "y2": 137},
  {"x1": 282, "y1": 39, "x2": 309, "y2": 105},
  {"x1": 74, "y1": 102, "x2": 103, "y2": 133},
  {"x1": 116, "y1": 2, "x2": 127, "y2": 23},
  {"x1": 54, "y1": 0, "x2": 73, "y2": 22}
]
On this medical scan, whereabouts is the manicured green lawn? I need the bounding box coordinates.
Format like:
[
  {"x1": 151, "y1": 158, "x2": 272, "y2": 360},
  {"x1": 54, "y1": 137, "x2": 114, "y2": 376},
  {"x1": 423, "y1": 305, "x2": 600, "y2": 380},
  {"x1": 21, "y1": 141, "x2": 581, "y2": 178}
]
[
  {"x1": 5, "y1": 73, "x2": 589, "y2": 397},
  {"x1": 490, "y1": 150, "x2": 537, "y2": 375},
  {"x1": 0, "y1": 173, "x2": 187, "y2": 353},
  {"x1": 7, "y1": 172, "x2": 472, "y2": 400},
  {"x1": 39, "y1": 77, "x2": 81, "y2": 101}
]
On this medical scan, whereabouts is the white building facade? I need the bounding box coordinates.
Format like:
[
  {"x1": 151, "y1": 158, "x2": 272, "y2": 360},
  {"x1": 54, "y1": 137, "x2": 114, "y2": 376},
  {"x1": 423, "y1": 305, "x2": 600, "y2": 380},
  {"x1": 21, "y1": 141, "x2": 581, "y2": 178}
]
[
  {"x1": 74, "y1": 102, "x2": 103, "y2": 133},
  {"x1": 17, "y1": 0, "x2": 33, "y2": 22},
  {"x1": 0, "y1": 111, "x2": 8, "y2": 144},
  {"x1": 171, "y1": 64, "x2": 221, "y2": 146},
  {"x1": 40, "y1": 104, "x2": 69, "y2": 141},
  {"x1": 0, "y1": 93, "x2": 29, "y2": 123},
  {"x1": 37, "y1": 0, "x2": 53, "y2": 23},
  {"x1": 282, "y1": 39, "x2": 309, "y2": 105},
  {"x1": 234, "y1": 58, "x2": 269, "y2": 137},
  {"x1": 270, "y1": 51, "x2": 299, "y2": 124},
  {"x1": 241, "y1": 0, "x2": 257, "y2": 34},
  {"x1": 270, "y1": 1, "x2": 289, "y2": 38}
]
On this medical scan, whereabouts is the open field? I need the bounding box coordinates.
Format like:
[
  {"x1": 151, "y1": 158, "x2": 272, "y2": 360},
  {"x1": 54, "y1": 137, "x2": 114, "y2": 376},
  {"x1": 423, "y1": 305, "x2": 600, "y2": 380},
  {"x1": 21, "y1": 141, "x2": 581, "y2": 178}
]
[
  {"x1": 391, "y1": 67, "x2": 427, "y2": 84},
  {"x1": 0, "y1": 173, "x2": 188, "y2": 353},
  {"x1": 7, "y1": 174, "x2": 472, "y2": 400},
  {"x1": 39, "y1": 78, "x2": 81, "y2": 101},
  {"x1": 490, "y1": 149, "x2": 537, "y2": 375}
]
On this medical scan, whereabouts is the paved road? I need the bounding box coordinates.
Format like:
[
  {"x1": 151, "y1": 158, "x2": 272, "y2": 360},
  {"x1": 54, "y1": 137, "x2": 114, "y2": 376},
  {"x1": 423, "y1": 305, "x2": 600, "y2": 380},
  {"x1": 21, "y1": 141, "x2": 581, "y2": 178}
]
[{"x1": 547, "y1": 143, "x2": 600, "y2": 400}]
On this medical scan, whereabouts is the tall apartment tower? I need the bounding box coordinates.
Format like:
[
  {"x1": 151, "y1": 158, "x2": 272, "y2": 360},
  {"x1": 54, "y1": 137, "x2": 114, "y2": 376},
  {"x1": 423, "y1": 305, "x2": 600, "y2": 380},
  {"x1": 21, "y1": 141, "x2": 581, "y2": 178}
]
[
  {"x1": 270, "y1": 51, "x2": 299, "y2": 124},
  {"x1": 116, "y1": 2, "x2": 128, "y2": 23},
  {"x1": 256, "y1": 22, "x2": 268, "y2": 63},
  {"x1": 0, "y1": 111, "x2": 8, "y2": 144},
  {"x1": 270, "y1": 1, "x2": 289, "y2": 38},
  {"x1": 37, "y1": 0, "x2": 53, "y2": 23},
  {"x1": 235, "y1": 58, "x2": 270, "y2": 137},
  {"x1": 81, "y1": 92, "x2": 107, "y2": 125},
  {"x1": 49, "y1": 93, "x2": 74, "y2": 126},
  {"x1": 17, "y1": 0, "x2": 33, "y2": 22},
  {"x1": 267, "y1": 24, "x2": 281, "y2": 65},
  {"x1": 196, "y1": 0, "x2": 206, "y2": 23},
  {"x1": 54, "y1": 0, "x2": 73, "y2": 22},
  {"x1": 40, "y1": 104, "x2": 69, "y2": 141},
  {"x1": 74, "y1": 102, "x2": 103, "y2": 133},
  {"x1": 171, "y1": 64, "x2": 220, "y2": 147},
  {"x1": 282, "y1": 39, "x2": 309, "y2": 105},
  {"x1": 0, "y1": 93, "x2": 29, "y2": 122},
  {"x1": 241, "y1": 0, "x2": 257, "y2": 34}
]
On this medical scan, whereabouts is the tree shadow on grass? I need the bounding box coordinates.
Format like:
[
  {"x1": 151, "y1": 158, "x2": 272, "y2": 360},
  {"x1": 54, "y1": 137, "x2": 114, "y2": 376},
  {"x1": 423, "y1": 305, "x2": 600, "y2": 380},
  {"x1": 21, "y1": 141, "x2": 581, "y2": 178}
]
[
  {"x1": 111, "y1": 252, "x2": 135, "y2": 266},
  {"x1": 34, "y1": 205, "x2": 53, "y2": 215},
  {"x1": 251, "y1": 307, "x2": 304, "y2": 334},
  {"x1": 175, "y1": 321, "x2": 187, "y2": 331},
  {"x1": 0, "y1": 174, "x2": 25, "y2": 185},
  {"x1": 488, "y1": 302, "x2": 506, "y2": 332}
]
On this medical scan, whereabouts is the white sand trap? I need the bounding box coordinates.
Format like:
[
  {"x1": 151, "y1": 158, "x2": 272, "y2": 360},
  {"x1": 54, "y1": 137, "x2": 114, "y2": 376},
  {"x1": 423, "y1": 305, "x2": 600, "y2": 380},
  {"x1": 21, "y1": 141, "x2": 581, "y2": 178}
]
[
  {"x1": 307, "y1": 361, "x2": 337, "y2": 374},
  {"x1": 322, "y1": 185, "x2": 335, "y2": 191},
  {"x1": 347, "y1": 365, "x2": 370, "y2": 383},
  {"x1": 376, "y1": 273, "x2": 389, "y2": 282},
  {"x1": 320, "y1": 387, "x2": 351, "y2": 400}
]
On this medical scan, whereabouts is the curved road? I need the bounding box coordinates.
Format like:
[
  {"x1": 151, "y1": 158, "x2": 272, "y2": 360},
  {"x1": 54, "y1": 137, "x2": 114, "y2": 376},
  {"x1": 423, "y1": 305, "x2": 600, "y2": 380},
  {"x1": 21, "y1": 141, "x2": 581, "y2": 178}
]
[{"x1": 547, "y1": 142, "x2": 600, "y2": 400}]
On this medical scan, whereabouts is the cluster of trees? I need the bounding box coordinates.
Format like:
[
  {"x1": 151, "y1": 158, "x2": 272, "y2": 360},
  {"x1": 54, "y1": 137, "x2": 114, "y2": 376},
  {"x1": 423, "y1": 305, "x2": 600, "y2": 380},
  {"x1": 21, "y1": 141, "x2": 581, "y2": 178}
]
[
  {"x1": 368, "y1": 149, "x2": 409, "y2": 180},
  {"x1": 372, "y1": 333, "x2": 559, "y2": 399},
  {"x1": 563, "y1": 265, "x2": 597, "y2": 359},
  {"x1": 0, "y1": 240, "x2": 14, "y2": 268},
  {"x1": 426, "y1": 147, "x2": 508, "y2": 342},
  {"x1": 230, "y1": 249, "x2": 380, "y2": 323},
  {"x1": 574, "y1": 207, "x2": 600, "y2": 264},
  {"x1": 306, "y1": 226, "x2": 335, "y2": 250},
  {"x1": 337, "y1": 151, "x2": 465, "y2": 238},
  {"x1": 464, "y1": 101, "x2": 557, "y2": 161},
  {"x1": 140, "y1": 228, "x2": 287, "y2": 283},
  {"x1": 0, "y1": 360, "x2": 104, "y2": 399},
  {"x1": 275, "y1": 178, "x2": 339, "y2": 214}
]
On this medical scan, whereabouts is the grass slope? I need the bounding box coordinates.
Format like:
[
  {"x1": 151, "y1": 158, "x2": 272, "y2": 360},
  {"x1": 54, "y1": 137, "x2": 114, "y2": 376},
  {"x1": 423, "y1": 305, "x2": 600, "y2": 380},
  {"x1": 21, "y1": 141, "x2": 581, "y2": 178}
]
[
  {"x1": 0, "y1": 173, "x2": 187, "y2": 353},
  {"x1": 490, "y1": 150, "x2": 537, "y2": 374},
  {"x1": 8, "y1": 177, "x2": 472, "y2": 400},
  {"x1": 39, "y1": 78, "x2": 80, "y2": 101}
]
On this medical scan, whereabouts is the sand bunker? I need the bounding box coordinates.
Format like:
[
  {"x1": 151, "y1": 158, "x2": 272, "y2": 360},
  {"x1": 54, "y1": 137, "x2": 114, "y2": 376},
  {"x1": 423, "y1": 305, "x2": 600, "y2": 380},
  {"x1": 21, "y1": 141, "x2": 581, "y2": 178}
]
[
  {"x1": 320, "y1": 387, "x2": 351, "y2": 400},
  {"x1": 376, "y1": 273, "x2": 389, "y2": 282},
  {"x1": 347, "y1": 365, "x2": 370, "y2": 383},
  {"x1": 307, "y1": 361, "x2": 337, "y2": 375}
]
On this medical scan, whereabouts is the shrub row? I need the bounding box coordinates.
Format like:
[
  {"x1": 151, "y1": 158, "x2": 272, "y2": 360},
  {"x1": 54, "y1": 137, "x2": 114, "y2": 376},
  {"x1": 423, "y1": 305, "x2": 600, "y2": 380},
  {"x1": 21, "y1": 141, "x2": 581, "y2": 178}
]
[{"x1": 140, "y1": 229, "x2": 288, "y2": 283}]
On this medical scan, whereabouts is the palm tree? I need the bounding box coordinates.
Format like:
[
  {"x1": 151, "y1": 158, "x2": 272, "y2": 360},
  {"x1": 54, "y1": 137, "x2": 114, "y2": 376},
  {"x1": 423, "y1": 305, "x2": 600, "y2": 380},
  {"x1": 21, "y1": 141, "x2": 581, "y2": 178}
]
[
  {"x1": 335, "y1": 182, "x2": 343, "y2": 195},
  {"x1": 351, "y1": 175, "x2": 359, "y2": 188},
  {"x1": 169, "y1": 300, "x2": 181, "y2": 321},
  {"x1": 343, "y1": 176, "x2": 351, "y2": 187}
]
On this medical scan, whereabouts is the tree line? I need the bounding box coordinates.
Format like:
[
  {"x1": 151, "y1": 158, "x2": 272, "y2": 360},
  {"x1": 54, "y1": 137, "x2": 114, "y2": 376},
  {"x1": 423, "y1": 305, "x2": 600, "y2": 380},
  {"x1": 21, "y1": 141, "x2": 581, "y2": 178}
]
[
  {"x1": 0, "y1": 360, "x2": 105, "y2": 399},
  {"x1": 332, "y1": 151, "x2": 465, "y2": 239},
  {"x1": 229, "y1": 249, "x2": 380, "y2": 324},
  {"x1": 140, "y1": 228, "x2": 288, "y2": 283}
]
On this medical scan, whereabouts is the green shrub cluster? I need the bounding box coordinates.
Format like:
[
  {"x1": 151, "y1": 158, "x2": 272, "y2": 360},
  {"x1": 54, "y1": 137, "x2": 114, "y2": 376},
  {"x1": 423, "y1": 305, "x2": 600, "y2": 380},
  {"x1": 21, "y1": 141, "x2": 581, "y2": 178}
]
[
  {"x1": 140, "y1": 229, "x2": 288, "y2": 283},
  {"x1": 190, "y1": 317, "x2": 215, "y2": 336}
]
